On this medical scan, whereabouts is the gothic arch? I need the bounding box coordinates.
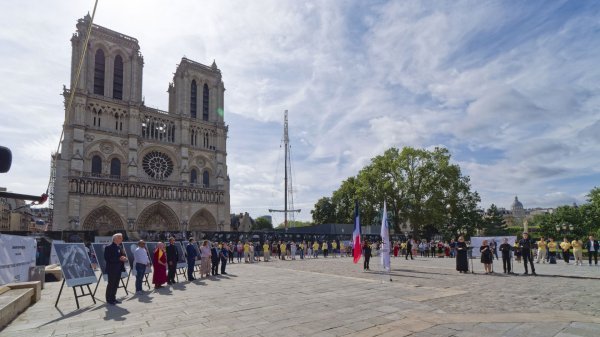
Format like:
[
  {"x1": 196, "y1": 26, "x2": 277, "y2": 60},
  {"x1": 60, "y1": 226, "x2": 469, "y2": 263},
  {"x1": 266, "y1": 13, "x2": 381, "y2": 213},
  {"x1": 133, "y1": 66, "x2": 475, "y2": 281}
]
[
  {"x1": 189, "y1": 208, "x2": 217, "y2": 231},
  {"x1": 136, "y1": 202, "x2": 180, "y2": 231},
  {"x1": 82, "y1": 206, "x2": 125, "y2": 232}
]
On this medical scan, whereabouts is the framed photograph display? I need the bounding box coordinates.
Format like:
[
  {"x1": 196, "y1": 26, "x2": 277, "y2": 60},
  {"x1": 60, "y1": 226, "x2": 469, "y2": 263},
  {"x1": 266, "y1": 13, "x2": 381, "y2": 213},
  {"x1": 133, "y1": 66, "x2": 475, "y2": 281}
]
[{"x1": 53, "y1": 243, "x2": 97, "y2": 287}]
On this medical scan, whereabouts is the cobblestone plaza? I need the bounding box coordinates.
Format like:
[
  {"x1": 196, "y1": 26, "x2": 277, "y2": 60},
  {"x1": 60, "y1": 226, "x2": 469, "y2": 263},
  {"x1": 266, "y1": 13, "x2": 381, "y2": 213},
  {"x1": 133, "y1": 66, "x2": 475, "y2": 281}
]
[{"x1": 2, "y1": 256, "x2": 599, "y2": 337}]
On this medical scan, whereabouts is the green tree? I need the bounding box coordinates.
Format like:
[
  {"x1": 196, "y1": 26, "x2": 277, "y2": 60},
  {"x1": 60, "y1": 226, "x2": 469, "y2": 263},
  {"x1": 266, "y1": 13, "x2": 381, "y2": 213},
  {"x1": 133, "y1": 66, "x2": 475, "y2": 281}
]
[
  {"x1": 252, "y1": 217, "x2": 273, "y2": 230},
  {"x1": 311, "y1": 197, "x2": 336, "y2": 224},
  {"x1": 482, "y1": 204, "x2": 507, "y2": 235},
  {"x1": 311, "y1": 146, "x2": 481, "y2": 238}
]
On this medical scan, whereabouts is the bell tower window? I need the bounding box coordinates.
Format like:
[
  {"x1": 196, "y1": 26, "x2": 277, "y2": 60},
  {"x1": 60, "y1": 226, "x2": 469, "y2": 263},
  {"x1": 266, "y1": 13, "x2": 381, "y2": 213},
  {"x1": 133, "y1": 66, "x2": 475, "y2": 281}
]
[
  {"x1": 93, "y1": 49, "x2": 105, "y2": 96},
  {"x1": 113, "y1": 55, "x2": 123, "y2": 100},
  {"x1": 202, "y1": 84, "x2": 209, "y2": 121},
  {"x1": 190, "y1": 80, "x2": 197, "y2": 119}
]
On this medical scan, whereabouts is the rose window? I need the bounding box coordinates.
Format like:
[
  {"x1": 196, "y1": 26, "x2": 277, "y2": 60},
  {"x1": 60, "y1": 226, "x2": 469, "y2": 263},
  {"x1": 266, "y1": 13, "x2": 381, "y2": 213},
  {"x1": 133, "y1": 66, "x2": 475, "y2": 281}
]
[{"x1": 142, "y1": 151, "x2": 174, "y2": 179}]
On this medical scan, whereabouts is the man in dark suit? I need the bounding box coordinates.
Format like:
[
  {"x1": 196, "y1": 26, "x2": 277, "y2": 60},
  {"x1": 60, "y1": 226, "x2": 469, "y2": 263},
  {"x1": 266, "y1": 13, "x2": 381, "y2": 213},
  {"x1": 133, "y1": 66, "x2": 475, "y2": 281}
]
[
  {"x1": 211, "y1": 242, "x2": 220, "y2": 276},
  {"x1": 186, "y1": 238, "x2": 198, "y2": 280},
  {"x1": 519, "y1": 232, "x2": 537, "y2": 276},
  {"x1": 585, "y1": 235, "x2": 599, "y2": 265},
  {"x1": 166, "y1": 237, "x2": 179, "y2": 284},
  {"x1": 104, "y1": 233, "x2": 127, "y2": 305},
  {"x1": 219, "y1": 242, "x2": 229, "y2": 275}
]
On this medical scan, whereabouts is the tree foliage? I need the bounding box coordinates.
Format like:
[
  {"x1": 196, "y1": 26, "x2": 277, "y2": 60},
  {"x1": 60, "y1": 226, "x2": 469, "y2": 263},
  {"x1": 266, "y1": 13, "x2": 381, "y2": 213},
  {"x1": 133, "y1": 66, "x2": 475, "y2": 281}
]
[
  {"x1": 482, "y1": 204, "x2": 508, "y2": 236},
  {"x1": 252, "y1": 217, "x2": 273, "y2": 230},
  {"x1": 528, "y1": 187, "x2": 600, "y2": 239},
  {"x1": 311, "y1": 146, "x2": 482, "y2": 239}
]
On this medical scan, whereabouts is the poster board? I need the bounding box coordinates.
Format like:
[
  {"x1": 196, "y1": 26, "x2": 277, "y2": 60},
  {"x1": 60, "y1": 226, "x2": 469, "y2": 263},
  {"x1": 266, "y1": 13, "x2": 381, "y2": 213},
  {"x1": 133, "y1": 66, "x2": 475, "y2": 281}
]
[
  {"x1": 91, "y1": 243, "x2": 129, "y2": 281},
  {"x1": 50, "y1": 240, "x2": 64, "y2": 265},
  {"x1": 53, "y1": 243, "x2": 97, "y2": 287},
  {"x1": 174, "y1": 242, "x2": 188, "y2": 269},
  {"x1": 145, "y1": 242, "x2": 159, "y2": 265},
  {"x1": 123, "y1": 242, "x2": 152, "y2": 275},
  {"x1": 0, "y1": 234, "x2": 37, "y2": 284},
  {"x1": 470, "y1": 236, "x2": 516, "y2": 258}
]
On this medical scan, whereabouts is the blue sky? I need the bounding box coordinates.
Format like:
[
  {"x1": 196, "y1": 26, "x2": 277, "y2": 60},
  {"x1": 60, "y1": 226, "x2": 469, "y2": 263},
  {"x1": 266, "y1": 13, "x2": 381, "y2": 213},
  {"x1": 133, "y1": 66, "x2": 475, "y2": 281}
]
[{"x1": 0, "y1": 1, "x2": 599, "y2": 224}]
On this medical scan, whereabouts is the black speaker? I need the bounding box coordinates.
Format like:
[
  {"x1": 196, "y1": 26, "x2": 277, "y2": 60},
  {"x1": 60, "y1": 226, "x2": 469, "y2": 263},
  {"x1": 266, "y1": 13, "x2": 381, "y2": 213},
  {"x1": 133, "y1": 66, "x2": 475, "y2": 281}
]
[{"x1": 0, "y1": 146, "x2": 12, "y2": 173}]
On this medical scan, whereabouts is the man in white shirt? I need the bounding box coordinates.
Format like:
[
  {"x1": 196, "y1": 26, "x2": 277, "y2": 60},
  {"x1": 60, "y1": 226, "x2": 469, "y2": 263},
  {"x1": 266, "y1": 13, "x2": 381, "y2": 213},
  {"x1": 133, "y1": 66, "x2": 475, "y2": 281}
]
[{"x1": 133, "y1": 240, "x2": 150, "y2": 294}]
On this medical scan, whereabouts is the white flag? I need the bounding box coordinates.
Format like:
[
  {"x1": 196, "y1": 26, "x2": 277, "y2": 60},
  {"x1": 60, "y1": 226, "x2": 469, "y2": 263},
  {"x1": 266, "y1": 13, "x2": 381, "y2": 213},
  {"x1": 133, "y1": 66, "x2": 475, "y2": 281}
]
[{"x1": 380, "y1": 201, "x2": 391, "y2": 271}]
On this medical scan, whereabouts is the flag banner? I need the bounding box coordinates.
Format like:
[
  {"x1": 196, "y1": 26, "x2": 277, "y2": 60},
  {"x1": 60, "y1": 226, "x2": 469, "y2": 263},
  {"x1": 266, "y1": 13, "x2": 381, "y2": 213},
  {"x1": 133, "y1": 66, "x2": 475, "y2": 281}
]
[
  {"x1": 380, "y1": 201, "x2": 391, "y2": 271},
  {"x1": 352, "y1": 201, "x2": 362, "y2": 264}
]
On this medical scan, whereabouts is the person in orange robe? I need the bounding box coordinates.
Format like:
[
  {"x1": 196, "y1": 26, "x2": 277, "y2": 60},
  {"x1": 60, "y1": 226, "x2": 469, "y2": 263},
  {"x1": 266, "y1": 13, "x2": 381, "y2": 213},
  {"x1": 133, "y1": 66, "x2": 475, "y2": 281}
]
[{"x1": 152, "y1": 242, "x2": 168, "y2": 289}]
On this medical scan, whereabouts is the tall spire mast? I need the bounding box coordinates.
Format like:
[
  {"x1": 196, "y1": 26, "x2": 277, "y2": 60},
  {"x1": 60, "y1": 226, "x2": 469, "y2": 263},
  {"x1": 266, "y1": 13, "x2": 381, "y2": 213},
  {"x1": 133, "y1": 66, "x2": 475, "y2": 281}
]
[{"x1": 269, "y1": 110, "x2": 300, "y2": 229}]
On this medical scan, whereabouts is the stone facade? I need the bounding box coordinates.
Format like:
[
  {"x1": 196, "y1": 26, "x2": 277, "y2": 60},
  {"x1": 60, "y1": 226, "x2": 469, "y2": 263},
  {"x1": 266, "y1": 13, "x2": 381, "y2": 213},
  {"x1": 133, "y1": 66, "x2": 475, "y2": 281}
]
[{"x1": 53, "y1": 16, "x2": 230, "y2": 233}]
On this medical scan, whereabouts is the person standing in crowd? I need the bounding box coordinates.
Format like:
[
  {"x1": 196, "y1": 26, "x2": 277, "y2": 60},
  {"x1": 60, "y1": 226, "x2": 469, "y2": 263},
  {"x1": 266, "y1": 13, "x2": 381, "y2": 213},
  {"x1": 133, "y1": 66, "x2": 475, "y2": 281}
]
[
  {"x1": 405, "y1": 238, "x2": 414, "y2": 260},
  {"x1": 249, "y1": 242, "x2": 256, "y2": 263},
  {"x1": 279, "y1": 241, "x2": 286, "y2": 260},
  {"x1": 220, "y1": 242, "x2": 228, "y2": 274},
  {"x1": 152, "y1": 242, "x2": 168, "y2": 289},
  {"x1": 290, "y1": 241, "x2": 297, "y2": 260},
  {"x1": 104, "y1": 233, "x2": 127, "y2": 304},
  {"x1": 254, "y1": 241, "x2": 260, "y2": 262},
  {"x1": 307, "y1": 241, "x2": 313, "y2": 258},
  {"x1": 313, "y1": 241, "x2": 320, "y2": 258},
  {"x1": 572, "y1": 238, "x2": 583, "y2": 266},
  {"x1": 262, "y1": 241, "x2": 270, "y2": 262},
  {"x1": 499, "y1": 238, "x2": 512, "y2": 274},
  {"x1": 363, "y1": 240, "x2": 372, "y2": 271},
  {"x1": 200, "y1": 240, "x2": 211, "y2": 278},
  {"x1": 166, "y1": 237, "x2": 179, "y2": 284},
  {"x1": 331, "y1": 240, "x2": 338, "y2": 258},
  {"x1": 490, "y1": 239, "x2": 498, "y2": 260},
  {"x1": 228, "y1": 242, "x2": 235, "y2": 264},
  {"x1": 243, "y1": 241, "x2": 250, "y2": 263},
  {"x1": 322, "y1": 241, "x2": 329, "y2": 258},
  {"x1": 430, "y1": 240, "x2": 436, "y2": 258},
  {"x1": 536, "y1": 236, "x2": 547, "y2": 264},
  {"x1": 393, "y1": 242, "x2": 399, "y2": 258},
  {"x1": 547, "y1": 237, "x2": 558, "y2": 264},
  {"x1": 480, "y1": 240, "x2": 493, "y2": 274},
  {"x1": 236, "y1": 241, "x2": 243, "y2": 263},
  {"x1": 133, "y1": 240, "x2": 150, "y2": 294},
  {"x1": 185, "y1": 238, "x2": 197, "y2": 281},
  {"x1": 560, "y1": 238, "x2": 571, "y2": 264},
  {"x1": 418, "y1": 241, "x2": 425, "y2": 257},
  {"x1": 449, "y1": 239, "x2": 457, "y2": 258},
  {"x1": 585, "y1": 235, "x2": 599, "y2": 266},
  {"x1": 519, "y1": 233, "x2": 537, "y2": 275},
  {"x1": 210, "y1": 242, "x2": 220, "y2": 276},
  {"x1": 456, "y1": 236, "x2": 469, "y2": 273},
  {"x1": 298, "y1": 241, "x2": 304, "y2": 259},
  {"x1": 513, "y1": 240, "x2": 522, "y2": 263}
]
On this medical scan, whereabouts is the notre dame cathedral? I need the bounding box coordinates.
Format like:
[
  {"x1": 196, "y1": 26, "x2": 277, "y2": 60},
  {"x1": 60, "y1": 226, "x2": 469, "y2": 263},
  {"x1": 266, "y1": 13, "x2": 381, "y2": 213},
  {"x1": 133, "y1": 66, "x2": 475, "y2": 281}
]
[{"x1": 52, "y1": 15, "x2": 230, "y2": 234}]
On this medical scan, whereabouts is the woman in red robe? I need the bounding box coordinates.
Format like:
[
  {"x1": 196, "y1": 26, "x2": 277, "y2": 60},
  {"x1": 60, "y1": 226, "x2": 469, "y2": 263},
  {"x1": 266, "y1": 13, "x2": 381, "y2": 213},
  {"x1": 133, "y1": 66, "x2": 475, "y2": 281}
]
[
  {"x1": 393, "y1": 242, "x2": 399, "y2": 257},
  {"x1": 152, "y1": 242, "x2": 168, "y2": 289}
]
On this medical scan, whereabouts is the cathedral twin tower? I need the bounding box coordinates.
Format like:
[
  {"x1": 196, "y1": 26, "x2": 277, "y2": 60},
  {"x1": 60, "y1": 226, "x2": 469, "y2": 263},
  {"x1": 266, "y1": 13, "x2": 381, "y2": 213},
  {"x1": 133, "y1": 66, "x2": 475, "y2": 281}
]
[{"x1": 53, "y1": 15, "x2": 231, "y2": 233}]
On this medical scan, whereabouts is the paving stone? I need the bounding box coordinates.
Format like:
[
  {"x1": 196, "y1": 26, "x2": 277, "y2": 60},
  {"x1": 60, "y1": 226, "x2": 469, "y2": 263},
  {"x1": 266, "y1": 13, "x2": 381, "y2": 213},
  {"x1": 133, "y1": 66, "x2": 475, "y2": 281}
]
[{"x1": 1, "y1": 257, "x2": 599, "y2": 337}]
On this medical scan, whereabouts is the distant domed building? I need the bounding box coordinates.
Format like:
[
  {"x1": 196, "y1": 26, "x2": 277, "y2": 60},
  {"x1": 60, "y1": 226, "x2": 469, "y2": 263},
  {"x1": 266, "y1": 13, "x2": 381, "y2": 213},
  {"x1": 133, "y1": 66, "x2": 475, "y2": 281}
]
[{"x1": 511, "y1": 196, "x2": 525, "y2": 223}]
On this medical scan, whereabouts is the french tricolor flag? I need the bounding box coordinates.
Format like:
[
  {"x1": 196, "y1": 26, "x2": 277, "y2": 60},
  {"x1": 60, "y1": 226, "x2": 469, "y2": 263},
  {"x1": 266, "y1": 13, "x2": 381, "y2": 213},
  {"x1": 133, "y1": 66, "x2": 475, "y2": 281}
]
[{"x1": 352, "y1": 200, "x2": 362, "y2": 264}]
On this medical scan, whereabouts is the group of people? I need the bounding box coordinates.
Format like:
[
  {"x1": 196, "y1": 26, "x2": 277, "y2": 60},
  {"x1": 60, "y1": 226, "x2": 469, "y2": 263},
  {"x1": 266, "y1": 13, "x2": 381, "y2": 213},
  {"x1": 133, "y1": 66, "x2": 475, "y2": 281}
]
[
  {"x1": 461, "y1": 233, "x2": 600, "y2": 276},
  {"x1": 103, "y1": 234, "x2": 231, "y2": 305},
  {"x1": 229, "y1": 240, "x2": 350, "y2": 263}
]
